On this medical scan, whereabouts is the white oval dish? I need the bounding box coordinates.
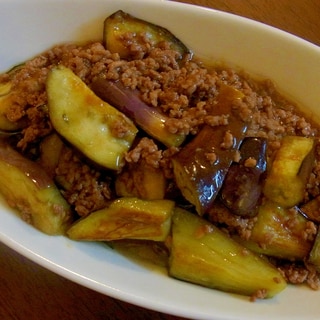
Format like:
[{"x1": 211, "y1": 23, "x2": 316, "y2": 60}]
[{"x1": 1, "y1": 1, "x2": 320, "y2": 319}]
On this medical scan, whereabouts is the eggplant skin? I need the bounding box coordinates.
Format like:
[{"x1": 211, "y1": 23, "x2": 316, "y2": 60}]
[
  {"x1": 220, "y1": 137, "x2": 267, "y2": 217},
  {"x1": 172, "y1": 85, "x2": 248, "y2": 216},
  {"x1": 172, "y1": 125, "x2": 234, "y2": 215},
  {"x1": 91, "y1": 79, "x2": 185, "y2": 147},
  {"x1": 104, "y1": 10, "x2": 190, "y2": 60},
  {"x1": 0, "y1": 140, "x2": 72, "y2": 235}
]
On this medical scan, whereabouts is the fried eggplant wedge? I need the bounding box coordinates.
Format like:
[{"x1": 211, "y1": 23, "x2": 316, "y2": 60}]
[
  {"x1": 220, "y1": 137, "x2": 267, "y2": 217},
  {"x1": 0, "y1": 81, "x2": 26, "y2": 132},
  {"x1": 169, "y1": 208, "x2": 287, "y2": 299},
  {"x1": 104, "y1": 10, "x2": 190, "y2": 60},
  {"x1": 172, "y1": 85, "x2": 247, "y2": 215},
  {"x1": 238, "y1": 201, "x2": 315, "y2": 260},
  {"x1": 0, "y1": 140, "x2": 72, "y2": 235},
  {"x1": 309, "y1": 228, "x2": 320, "y2": 272},
  {"x1": 263, "y1": 136, "x2": 315, "y2": 207},
  {"x1": 46, "y1": 66, "x2": 138, "y2": 171},
  {"x1": 67, "y1": 197, "x2": 174, "y2": 242}
]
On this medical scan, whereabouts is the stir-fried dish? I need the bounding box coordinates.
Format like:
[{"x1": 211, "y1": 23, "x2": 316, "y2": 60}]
[{"x1": 1, "y1": 10, "x2": 320, "y2": 301}]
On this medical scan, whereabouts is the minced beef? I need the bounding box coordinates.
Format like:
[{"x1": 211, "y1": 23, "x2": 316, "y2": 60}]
[
  {"x1": 55, "y1": 145, "x2": 113, "y2": 216},
  {"x1": 1, "y1": 33, "x2": 320, "y2": 293}
]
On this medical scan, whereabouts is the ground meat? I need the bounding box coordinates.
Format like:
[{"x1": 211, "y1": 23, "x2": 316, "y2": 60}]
[
  {"x1": 4, "y1": 40, "x2": 316, "y2": 152},
  {"x1": 250, "y1": 289, "x2": 268, "y2": 302},
  {"x1": 207, "y1": 202, "x2": 257, "y2": 240},
  {"x1": 221, "y1": 130, "x2": 234, "y2": 149},
  {"x1": 278, "y1": 261, "x2": 320, "y2": 290},
  {"x1": 55, "y1": 146, "x2": 113, "y2": 217},
  {"x1": 125, "y1": 137, "x2": 162, "y2": 168}
]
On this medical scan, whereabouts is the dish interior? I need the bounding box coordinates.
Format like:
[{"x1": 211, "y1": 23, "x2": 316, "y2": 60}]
[{"x1": 1, "y1": 1, "x2": 320, "y2": 319}]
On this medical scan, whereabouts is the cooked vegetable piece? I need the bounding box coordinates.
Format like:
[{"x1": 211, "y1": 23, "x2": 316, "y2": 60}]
[
  {"x1": 220, "y1": 137, "x2": 267, "y2": 217},
  {"x1": 0, "y1": 65, "x2": 25, "y2": 97},
  {"x1": 263, "y1": 136, "x2": 315, "y2": 207},
  {"x1": 91, "y1": 79, "x2": 185, "y2": 147},
  {"x1": 46, "y1": 66, "x2": 138, "y2": 171},
  {"x1": 0, "y1": 81, "x2": 12, "y2": 96},
  {"x1": 169, "y1": 207, "x2": 287, "y2": 298},
  {"x1": 115, "y1": 162, "x2": 166, "y2": 200},
  {"x1": 309, "y1": 228, "x2": 320, "y2": 272},
  {"x1": 67, "y1": 197, "x2": 174, "y2": 242},
  {"x1": 0, "y1": 89, "x2": 26, "y2": 131},
  {"x1": 104, "y1": 10, "x2": 190, "y2": 60},
  {"x1": 38, "y1": 133, "x2": 64, "y2": 178},
  {"x1": 0, "y1": 65, "x2": 28, "y2": 131},
  {"x1": 241, "y1": 201, "x2": 314, "y2": 260},
  {"x1": 111, "y1": 239, "x2": 169, "y2": 268},
  {"x1": 300, "y1": 196, "x2": 320, "y2": 223},
  {"x1": 171, "y1": 85, "x2": 247, "y2": 215},
  {"x1": 0, "y1": 140, "x2": 72, "y2": 235}
]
